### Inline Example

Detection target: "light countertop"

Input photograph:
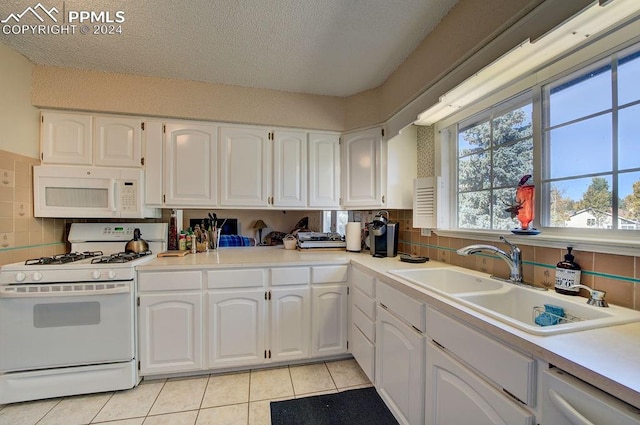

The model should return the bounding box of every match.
[138,246,640,408]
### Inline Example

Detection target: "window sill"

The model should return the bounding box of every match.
[433,229,640,257]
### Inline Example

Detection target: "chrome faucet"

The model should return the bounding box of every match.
[456,236,545,290]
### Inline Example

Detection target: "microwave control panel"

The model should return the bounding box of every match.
[120,181,138,212]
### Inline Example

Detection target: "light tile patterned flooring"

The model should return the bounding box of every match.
[0,359,372,425]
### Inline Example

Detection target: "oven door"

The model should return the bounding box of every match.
[0,280,134,372]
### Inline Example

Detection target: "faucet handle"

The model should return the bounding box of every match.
[566,284,609,307]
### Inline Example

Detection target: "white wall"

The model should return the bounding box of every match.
[0,42,39,159]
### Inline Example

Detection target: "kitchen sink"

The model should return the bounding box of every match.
[388,268,504,295]
[388,267,640,335]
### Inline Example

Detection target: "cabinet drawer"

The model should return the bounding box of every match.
[138,271,202,291]
[351,324,375,383]
[377,281,425,332]
[426,308,536,406]
[352,267,375,297]
[352,305,375,342]
[271,267,310,286]
[353,287,376,320]
[206,269,265,289]
[311,265,348,283]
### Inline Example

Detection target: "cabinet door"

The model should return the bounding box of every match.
[164,123,217,206]
[351,319,375,383]
[311,284,348,357]
[273,131,307,207]
[220,127,271,206]
[341,127,385,208]
[208,289,265,368]
[142,121,163,206]
[376,306,425,425]
[138,292,203,375]
[426,341,534,425]
[270,286,310,362]
[308,133,340,208]
[94,116,142,167]
[40,112,92,165]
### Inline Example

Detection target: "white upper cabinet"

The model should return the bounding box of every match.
[308,133,340,208]
[94,116,142,167]
[164,123,218,206]
[142,121,163,207]
[40,112,93,165]
[385,126,417,209]
[41,112,143,168]
[341,127,386,208]
[220,127,271,207]
[273,131,307,207]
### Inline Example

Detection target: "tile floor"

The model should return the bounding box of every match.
[0,359,372,425]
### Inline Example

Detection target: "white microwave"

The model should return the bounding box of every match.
[34,165,159,218]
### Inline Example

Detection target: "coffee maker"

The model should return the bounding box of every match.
[368,210,399,257]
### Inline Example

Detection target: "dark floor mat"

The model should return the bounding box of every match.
[270,387,399,425]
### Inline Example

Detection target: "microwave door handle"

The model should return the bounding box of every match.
[111,179,118,212]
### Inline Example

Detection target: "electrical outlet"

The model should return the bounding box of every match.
[421,228,431,237]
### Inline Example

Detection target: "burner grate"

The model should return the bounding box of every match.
[91,250,153,264]
[25,251,104,266]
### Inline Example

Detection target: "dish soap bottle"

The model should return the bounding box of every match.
[555,247,581,295]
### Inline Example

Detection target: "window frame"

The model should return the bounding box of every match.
[434,27,640,255]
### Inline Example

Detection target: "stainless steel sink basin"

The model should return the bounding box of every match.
[387,267,640,335]
[388,268,503,295]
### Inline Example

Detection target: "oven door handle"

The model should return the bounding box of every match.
[0,283,131,298]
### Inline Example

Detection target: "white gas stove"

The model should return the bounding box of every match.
[0,222,167,404]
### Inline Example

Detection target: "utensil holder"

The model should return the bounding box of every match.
[208,230,218,250]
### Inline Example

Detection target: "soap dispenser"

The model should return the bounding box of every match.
[554,247,581,295]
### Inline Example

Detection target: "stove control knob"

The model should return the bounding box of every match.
[15,272,26,282]
[107,270,116,279]
[91,270,101,280]
[32,272,43,282]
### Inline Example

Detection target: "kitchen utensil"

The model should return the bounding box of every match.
[125,228,149,253]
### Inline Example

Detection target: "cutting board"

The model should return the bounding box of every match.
[157,250,190,257]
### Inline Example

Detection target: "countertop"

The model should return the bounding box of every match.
[138,246,640,409]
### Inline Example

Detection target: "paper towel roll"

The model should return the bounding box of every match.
[345,222,362,252]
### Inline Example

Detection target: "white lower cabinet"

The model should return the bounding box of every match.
[349,266,376,383]
[375,305,425,425]
[138,271,204,376]
[426,341,535,425]
[425,308,537,424]
[270,286,311,361]
[138,293,203,375]
[207,289,266,368]
[311,284,348,357]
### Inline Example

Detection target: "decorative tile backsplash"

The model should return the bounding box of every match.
[0,149,66,265]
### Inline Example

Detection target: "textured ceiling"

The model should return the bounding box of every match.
[0,0,458,96]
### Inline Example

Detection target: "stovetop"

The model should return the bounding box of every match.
[0,250,156,285]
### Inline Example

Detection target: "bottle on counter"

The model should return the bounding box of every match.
[168,209,178,250]
[185,227,193,251]
[555,247,581,295]
[178,231,187,251]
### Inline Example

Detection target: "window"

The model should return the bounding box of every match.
[542,46,640,230]
[448,40,640,235]
[322,211,349,235]
[456,95,533,230]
